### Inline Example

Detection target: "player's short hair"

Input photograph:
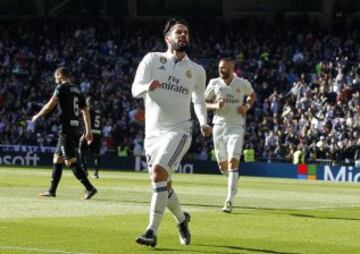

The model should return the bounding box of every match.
[219,58,236,68]
[163,18,189,36]
[55,67,71,79]
[219,58,235,64]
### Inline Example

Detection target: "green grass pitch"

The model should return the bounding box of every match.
[0,166,360,254]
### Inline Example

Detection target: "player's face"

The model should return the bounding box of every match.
[54,71,61,84]
[167,24,189,52]
[218,61,233,79]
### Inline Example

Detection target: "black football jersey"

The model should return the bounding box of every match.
[52,83,85,134]
[90,108,102,136]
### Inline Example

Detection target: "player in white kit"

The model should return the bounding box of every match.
[205,58,256,213]
[132,19,211,247]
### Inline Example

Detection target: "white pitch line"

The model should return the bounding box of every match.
[0,246,93,254]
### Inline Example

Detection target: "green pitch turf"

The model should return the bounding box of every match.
[0,167,360,254]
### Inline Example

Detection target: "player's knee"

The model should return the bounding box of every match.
[65,158,76,167]
[80,142,87,152]
[229,158,239,170]
[218,161,228,172]
[69,161,86,180]
[151,165,168,182]
[53,155,64,164]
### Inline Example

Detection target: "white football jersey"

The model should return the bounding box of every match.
[205,76,254,125]
[132,51,207,137]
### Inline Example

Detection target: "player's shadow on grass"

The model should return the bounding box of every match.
[98,199,226,209]
[290,213,360,221]
[194,244,300,254]
[151,248,231,254]
[95,200,360,222]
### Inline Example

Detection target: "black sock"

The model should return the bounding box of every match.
[70,162,94,191]
[94,156,100,174]
[49,163,63,194]
[79,147,88,173]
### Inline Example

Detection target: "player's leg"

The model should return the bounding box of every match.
[162,132,192,245]
[40,136,65,197]
[40,154,64,197]
[64,134,97,199]
[136,164,168,247]
[167,181,191,245]
[213,125,228,175]
[136,132,191,246]
[223,132,243,213]
[78,136,88,175]
[222,157,239,213]
[136,137,163,247]
[93,154,100,178]
[218,161,228,175]
[92,137,101,178]
[213,126,236,211]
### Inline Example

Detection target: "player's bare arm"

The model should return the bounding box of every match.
[31,96,58,123]
[81,107,93,144]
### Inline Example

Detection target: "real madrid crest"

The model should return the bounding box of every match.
[185,70,192,79]
[160,56,167,64]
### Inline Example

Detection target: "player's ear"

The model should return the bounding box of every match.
[164,35,170,44]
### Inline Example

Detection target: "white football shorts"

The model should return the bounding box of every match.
[145,130,192,179]
[212,123,245,162]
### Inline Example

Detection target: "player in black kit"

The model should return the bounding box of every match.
[79,97,102,178]
[31,67,97,200]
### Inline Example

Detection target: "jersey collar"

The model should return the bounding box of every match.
[165,50,189,64]
[220,76,235,87]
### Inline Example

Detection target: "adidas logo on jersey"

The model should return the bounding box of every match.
[158,65,166,70]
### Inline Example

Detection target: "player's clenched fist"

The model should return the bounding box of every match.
[148,80,161,91]
[201,125,212,137]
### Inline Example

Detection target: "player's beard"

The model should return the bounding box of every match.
[220,70,230,80]
[171,41,189,53]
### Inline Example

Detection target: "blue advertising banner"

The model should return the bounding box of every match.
[1,151,359,183]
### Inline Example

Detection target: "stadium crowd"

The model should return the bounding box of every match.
[0,16,359,164]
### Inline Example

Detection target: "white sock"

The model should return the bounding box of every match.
[167,188,185,223]
[226,170,239,203]
[147,181,168,234]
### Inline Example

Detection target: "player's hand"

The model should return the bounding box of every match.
[200,125,212,137]
[217,98,225,109]
[85,132,93,145]
[237,105,249,117]
[148,80,161,91]
[31,115,39,123]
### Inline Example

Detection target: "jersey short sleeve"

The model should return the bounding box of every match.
[242,79,254,96]
[78,92,86,110]
[52,85,61,97]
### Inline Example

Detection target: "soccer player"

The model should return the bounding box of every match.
[205,58,256,213]
[32,67,97,200]
[78,97,102,178]
[132,18,211,247]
